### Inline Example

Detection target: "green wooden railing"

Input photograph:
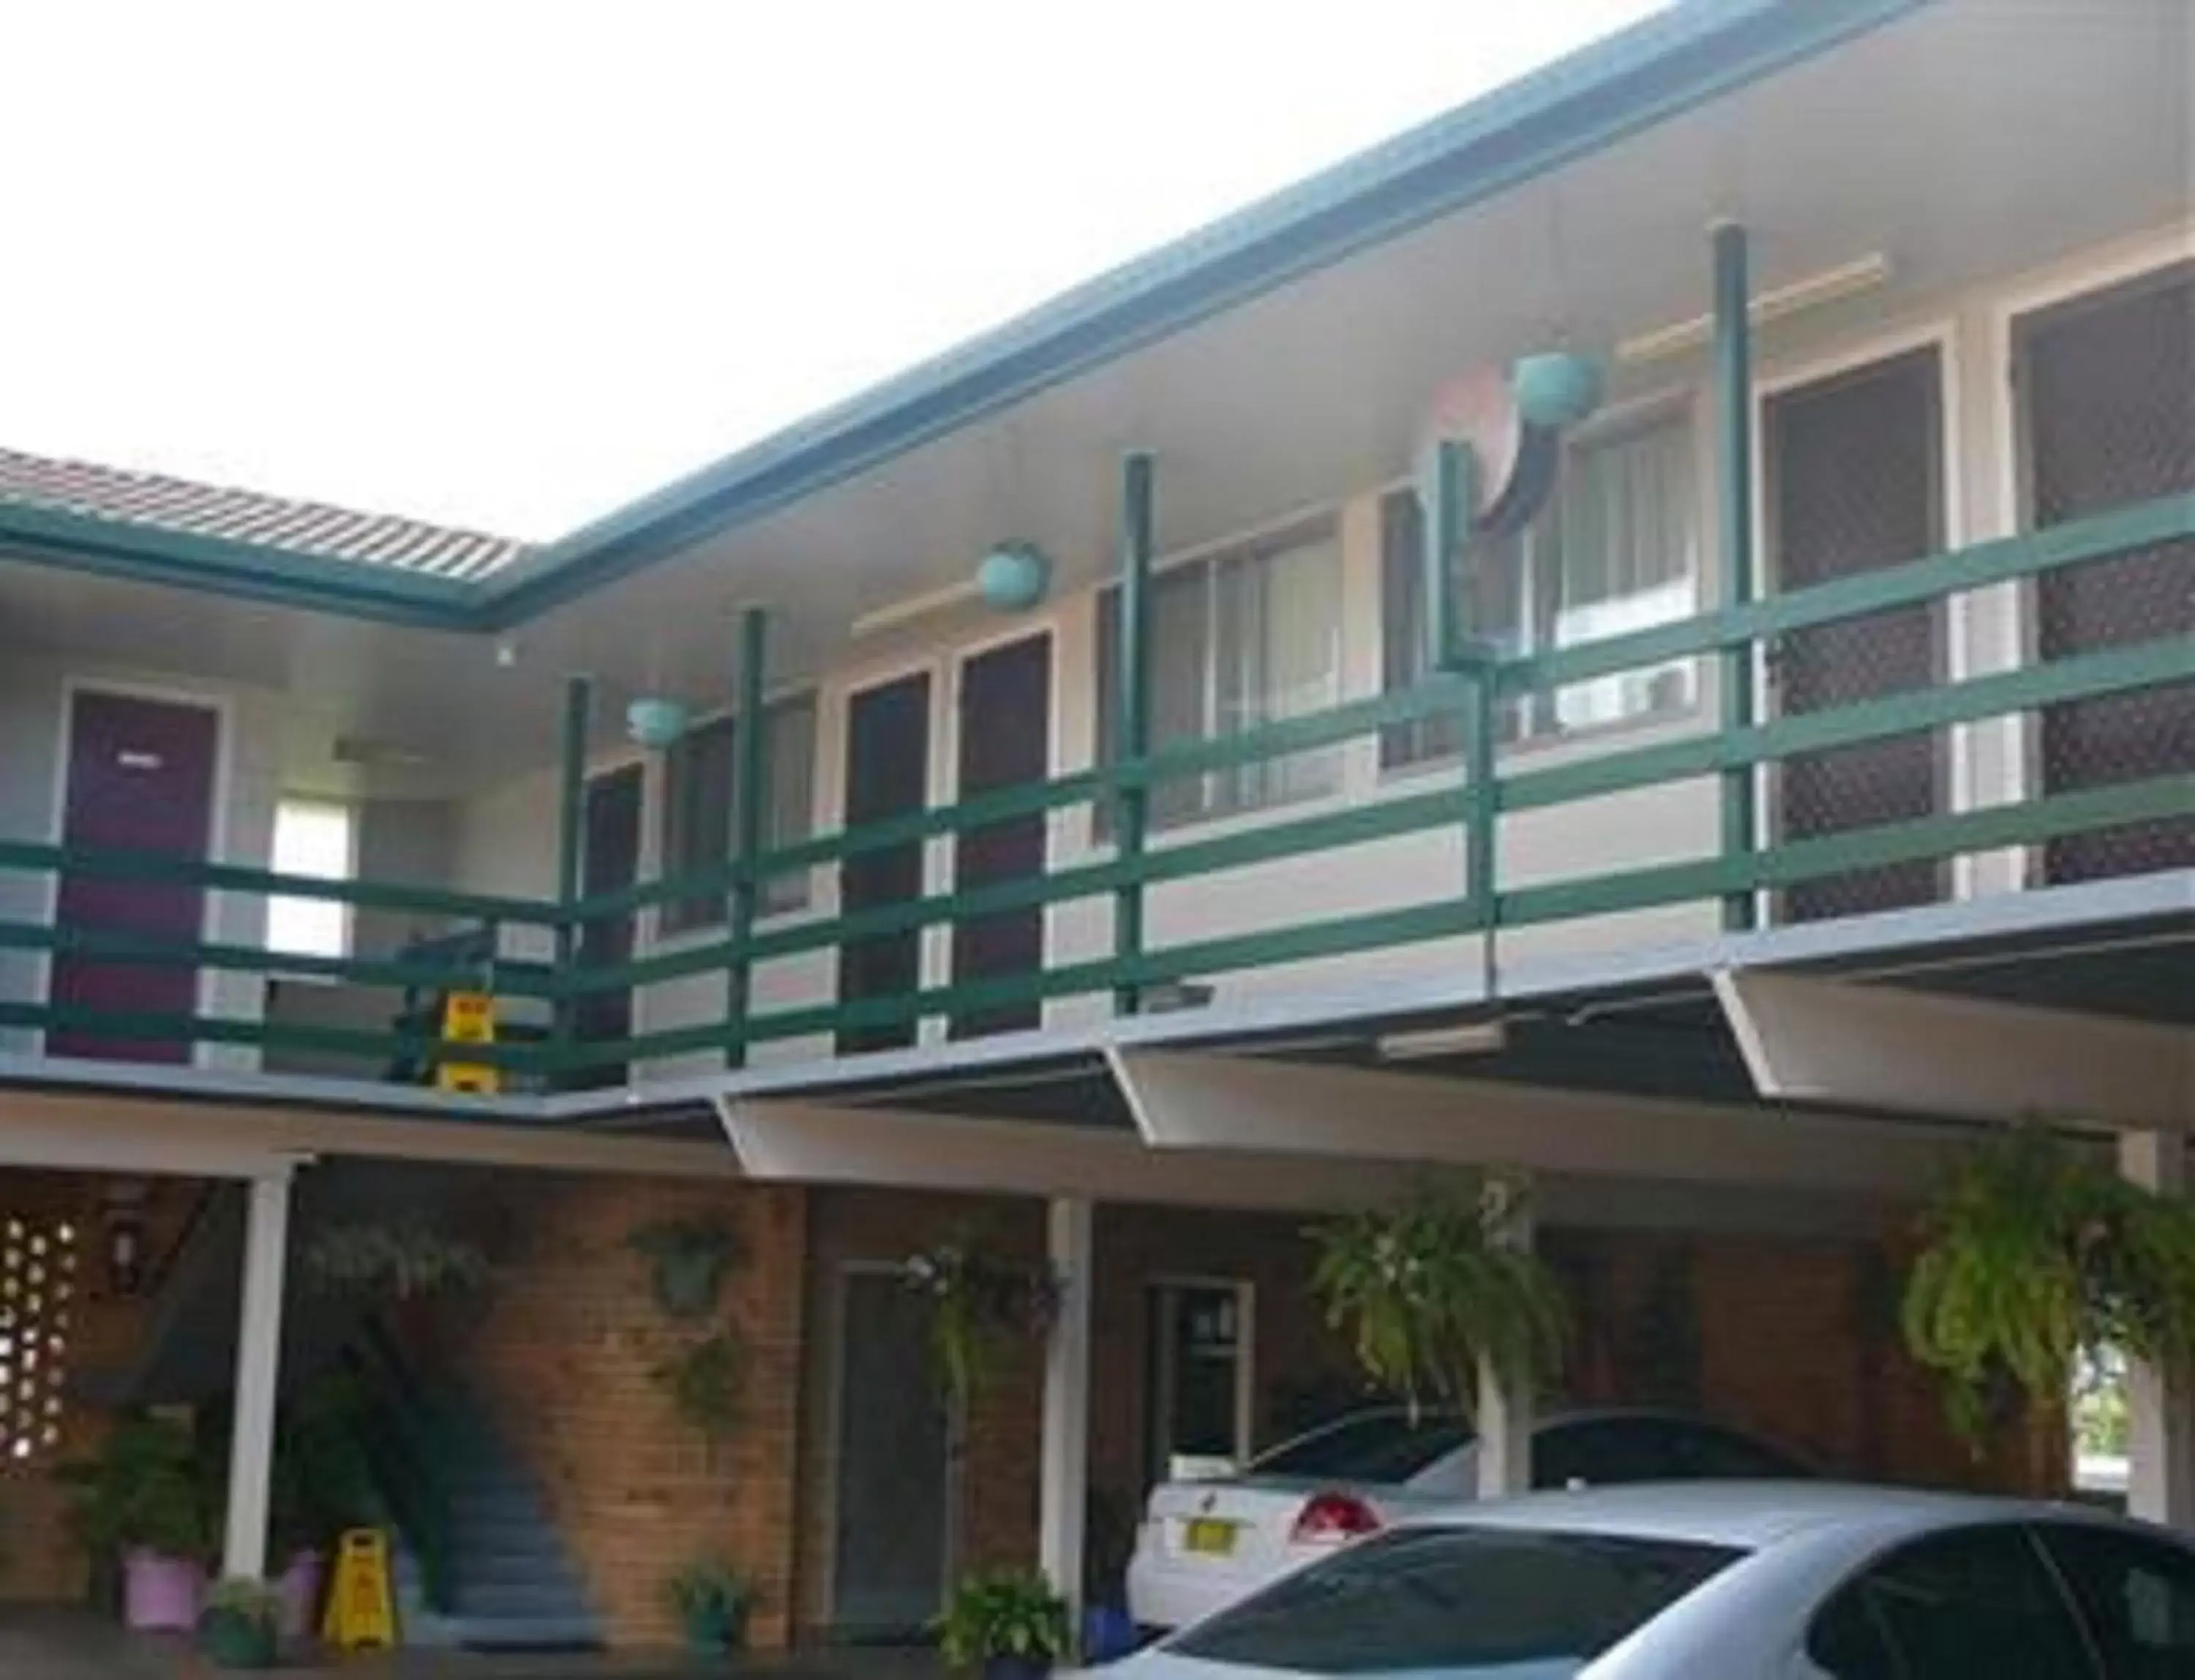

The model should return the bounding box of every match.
[0,492,2187,1090]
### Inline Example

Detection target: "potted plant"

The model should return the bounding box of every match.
[937,1570,1070,1680]
[57,1414,217,1630]
[630,1215,743,1319]
[902,1235,1060,1412]
[1308,1177,1568,1420]
[1903,1124,2195,1458]
[198,1576,281,1670]
[665,1556,754,1657]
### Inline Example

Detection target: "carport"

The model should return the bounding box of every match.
[709,870,2195,1610]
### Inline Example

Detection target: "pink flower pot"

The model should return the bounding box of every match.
[277,1550,324,1641]
[122,1549,205,1632]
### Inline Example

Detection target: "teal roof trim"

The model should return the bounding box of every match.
[0,0,1929,632]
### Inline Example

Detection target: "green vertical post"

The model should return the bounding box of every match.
[726,607,769,1068]
[1425,440,1497,955]
[552,675,591,1068]
[1713,220,1758,931]
[1113,451,1155,1016]
[1422,438,1469,676]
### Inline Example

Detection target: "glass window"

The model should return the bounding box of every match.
[1171,1525,1741,1674]
[1096,519,1343,832]
[659,697,816,934]
[266,798,356,961]
[2035,1522,2195,1674]
[1251,1410,1474,1484]
[1804,1525,2095,1680]
[1381,409,1700,767]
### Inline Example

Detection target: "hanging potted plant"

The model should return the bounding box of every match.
[1308,1177,1568,1421]
[198,1577,281,1670]
[57,1414,218,1631]
[1902,1124,2195,1460]
[937,1570,1070,1680]
[664,1556,755,1657]
[629,1215,742,1320]
[901,1234,1060,1412]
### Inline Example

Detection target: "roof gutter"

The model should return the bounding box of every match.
[1,0,1932,634]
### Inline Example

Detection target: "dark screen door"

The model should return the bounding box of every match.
[950,634,1051,1039]
[1766,347,1947,923]
[838,673,930,1054]
[569,765,642,1089]
[2021,265,2195,883]
[50,691,220,1062]
[831,1269,948,1638]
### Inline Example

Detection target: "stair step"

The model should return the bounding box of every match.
[447,1614,604,1653]
[452,1583,596,1619]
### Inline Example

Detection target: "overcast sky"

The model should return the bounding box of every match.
[1,1,1663,540]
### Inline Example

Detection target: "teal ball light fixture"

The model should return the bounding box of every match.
[977,541,1053,613]
[1511,350,1605,432]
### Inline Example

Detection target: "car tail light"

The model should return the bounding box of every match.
[1290,1490,1381,1545]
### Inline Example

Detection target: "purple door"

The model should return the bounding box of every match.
[50,691,220,1062]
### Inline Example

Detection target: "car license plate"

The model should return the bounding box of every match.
[1183,1518,1237,1556]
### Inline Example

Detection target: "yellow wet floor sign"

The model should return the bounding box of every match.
[434,988,499,1094]
[323,1527,397,1651]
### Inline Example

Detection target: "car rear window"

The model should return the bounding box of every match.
[1251,1413,1474,1482]
[1171,1525,1744,1676]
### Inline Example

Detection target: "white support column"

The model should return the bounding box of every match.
[1475,1174,1534,1500]
[2120,1132,2194,1530]
[1039,1196,1094,1620]
[221,1167,295,1580]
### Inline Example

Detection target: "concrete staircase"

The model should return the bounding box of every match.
[353,1340,603,1652]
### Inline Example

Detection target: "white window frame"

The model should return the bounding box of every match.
[265,796,358,967]
[1378,394,1706,772]
[1096,511,1346,833]
[657,692,819,937]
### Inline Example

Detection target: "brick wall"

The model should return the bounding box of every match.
[0,1170,204,1604]
[446,1179,2050,1652]
[454,1174,807,1649]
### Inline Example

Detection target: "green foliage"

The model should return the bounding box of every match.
[1902,1125,2195,1444]
[304,1220,489,1300]
[201,1576,281,1624]
[628,1215,743,1319]
[935,1570,1070,1671]
[664,1554,754,1624]
[271,1372,375,1553]
[902,1234,1060,1411]
[56,1414,219,1561]
[651,1330,743,1453]
[1308,1179,1568,1420]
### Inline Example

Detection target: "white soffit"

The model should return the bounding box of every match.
[0,1088,743,1180]
[716,1098,1414,1211]
[1713,970,2194,1132]
[1106,1047,1962,1197]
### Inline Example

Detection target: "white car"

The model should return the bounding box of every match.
[1108,1482,2195,1679]
[1125,1406,1810,1632]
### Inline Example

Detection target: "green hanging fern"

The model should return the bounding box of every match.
[1902,1124,2195,1446]
[1310,1179,1567,1420]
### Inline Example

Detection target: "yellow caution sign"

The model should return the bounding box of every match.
[434,988,499,1094]
[322,1527,397,1651]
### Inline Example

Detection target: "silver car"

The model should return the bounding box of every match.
[1109,1482,2195,1678]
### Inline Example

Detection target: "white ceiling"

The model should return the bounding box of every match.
[3,0,2187,798]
